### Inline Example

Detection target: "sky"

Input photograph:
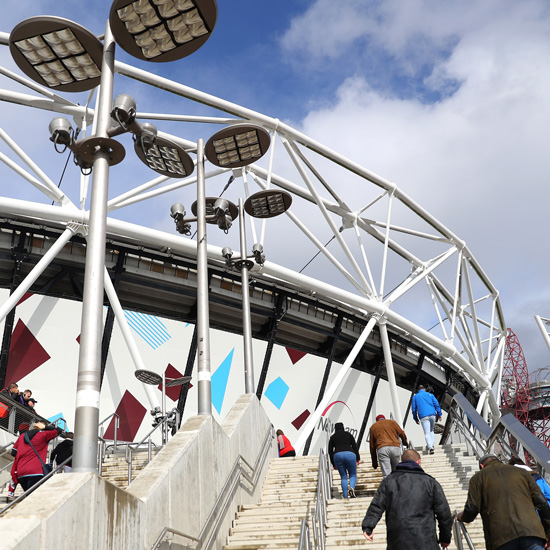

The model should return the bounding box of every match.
[1,0,550,376]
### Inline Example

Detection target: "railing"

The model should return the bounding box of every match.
[299,448,332,550]
[97,413,120,475]
[0,393,52,435]
[124,415,171,486]
[453,510,476,550]
[150,425,275,550]
[298,518,311,550]
[442,393,550,476]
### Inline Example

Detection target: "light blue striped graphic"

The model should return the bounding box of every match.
[124,310,171,349]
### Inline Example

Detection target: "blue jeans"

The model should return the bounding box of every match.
[498,537,546,550]
[333,451,357,498]
[420,415,436,449]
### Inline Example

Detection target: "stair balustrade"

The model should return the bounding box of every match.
[442,393,550,476]
[151,424,275,550]
[453,510,476,550]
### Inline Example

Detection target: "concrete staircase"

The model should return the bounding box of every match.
[100,450,158,489]
[225,443,485,550]
[224,455,319,549]
[325,443,486,549]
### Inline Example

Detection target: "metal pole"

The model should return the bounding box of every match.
[72,21,115,473]
[102,266,161,411]
[196,138,212,415]
[162,370,167,445]
[379,318,403,427]
[239,198,255,394]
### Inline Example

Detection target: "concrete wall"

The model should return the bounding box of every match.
[0,394,277,550]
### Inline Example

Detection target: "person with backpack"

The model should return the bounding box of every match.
[11,421,63,491]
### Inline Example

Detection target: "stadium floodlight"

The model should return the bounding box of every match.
[205,124,271,168]
[244,189,293,219]
[9,16,103,92]
[109,0,218,62]
[134,134,195,178]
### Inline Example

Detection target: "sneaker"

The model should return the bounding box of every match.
[429,448,435,455]
[7,494,14,502]
[348,487,356,498]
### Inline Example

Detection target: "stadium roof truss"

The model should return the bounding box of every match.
[0,29,506,436]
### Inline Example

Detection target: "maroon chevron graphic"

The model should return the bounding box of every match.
[292,409,311,430]
[286,347,307,365]
[158,363,192,401]
[104,390,146,442]
[5,319,51,384]
[16,292,33,306]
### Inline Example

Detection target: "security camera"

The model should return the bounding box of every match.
[213,198,230,217]
[170,203,186,220]
[170,203,191,235]
[222,247,233,260]
[111,94,137,128]
[137,122,158,152]
[213,198,233,232]
[49,117,74,151]
[252,243,265,265]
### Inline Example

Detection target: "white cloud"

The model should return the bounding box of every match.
[285,0,550,370]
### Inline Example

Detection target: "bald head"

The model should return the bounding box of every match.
[402,449,421,463]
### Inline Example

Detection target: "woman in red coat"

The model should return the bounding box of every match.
[276,429,296,457]
[11,421,62,491]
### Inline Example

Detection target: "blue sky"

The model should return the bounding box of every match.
[1,0,550,376]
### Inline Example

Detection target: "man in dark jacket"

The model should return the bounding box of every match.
[458,454,550,550]
[362,449,452,549]
[51,432,74,472]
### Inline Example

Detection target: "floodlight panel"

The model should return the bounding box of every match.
[110,0,218,62]
[244,190,293,219]
[134,136,195,178]
[205,124,270,168]
[9,16,103,92]
[135,369,163,385]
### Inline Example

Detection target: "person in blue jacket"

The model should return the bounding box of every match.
[412,385,441,454]
[509,456,550,506]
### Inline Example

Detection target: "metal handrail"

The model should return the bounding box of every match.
[98,412,120,453]
[299,518,311,550]
[0,454,72,516]
[150,425,275,550]
[125,413,172,486]
[299,448,332,550]
[0,394,54,435]
[442,393,550,476]
[453,510,476,550]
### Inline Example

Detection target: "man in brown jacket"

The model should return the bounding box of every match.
[458,454,550,550]
[369,414,408,478]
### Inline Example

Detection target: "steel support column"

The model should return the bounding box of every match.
[303,314,343,455]
[73,23,116,473]
[357,355,383,447]
[175,324,198,430]
[0,232,27,389]
[256,293,285,399]
[100,251,126,385]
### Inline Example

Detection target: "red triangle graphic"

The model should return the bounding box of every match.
[16,292,33,307]
[286,347,307,365]
[6,319,51,384]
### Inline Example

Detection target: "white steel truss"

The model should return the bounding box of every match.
[0,30,506,427]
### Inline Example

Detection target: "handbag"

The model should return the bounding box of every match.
[24,432,53,476]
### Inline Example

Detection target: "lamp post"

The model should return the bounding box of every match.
[222,189,292,394]
[8,0,219,472]
[135,369,191,444]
